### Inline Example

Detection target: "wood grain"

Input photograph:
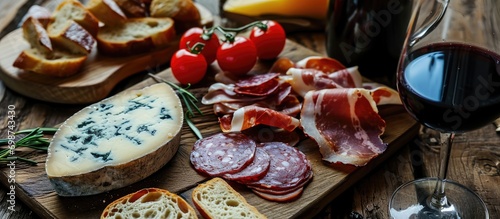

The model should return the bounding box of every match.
[0,2,214,105]
[0,40,419,219]
[0,28,178,104]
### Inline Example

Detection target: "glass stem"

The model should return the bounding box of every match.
[430,132,455,209]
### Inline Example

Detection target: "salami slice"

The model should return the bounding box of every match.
[248,170,312,195]
[190,132,257,176]
[245,142,311,191]
[252,187,304,202]
[223,147,271,183]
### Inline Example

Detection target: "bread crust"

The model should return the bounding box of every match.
[150,0,200,32]
[48,20,96,54]
[20,5,53,27]
[113,0,148,17]
[101,188,198,219]
[192,178,267,219]
[96,17,176,56]
[87,0,128,26]
[22,17,53,54]
[13,48,87,77]
[50,0,99,37]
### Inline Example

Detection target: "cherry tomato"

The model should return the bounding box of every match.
[180,27,220,64]
[249,20,286,60]
[171,49,207,85]
[216,36,257,76]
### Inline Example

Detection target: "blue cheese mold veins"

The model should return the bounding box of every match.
[45,83,184,196]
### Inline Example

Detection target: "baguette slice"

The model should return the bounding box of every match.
[192,178,267,219]
[101,188,198,219]
[113,0,147,17]
[48,20,96,54]
[13,48,87,77]
[22,17,53,54]
[86,0,127,26]
[150,0,200,31]
[96,17,176,56]
[48,0,99,37]
[20,5,53,27]
[150,0,199,21]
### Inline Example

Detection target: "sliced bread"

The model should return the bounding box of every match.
[48,0,99,37]
[192,178,267,219]
[150,0,200,31]
[13,48,87,77]
[113,0,148,17]
[96,17,175,56]
[86,0,128,26]
[20,5,53,27]
[47,20,96,55]
[150,0,199,21]
[22,17,53,54]
[101,188,198,219]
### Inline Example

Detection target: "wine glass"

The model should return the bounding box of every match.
[389,0,499,218]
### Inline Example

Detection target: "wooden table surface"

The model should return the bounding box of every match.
[0,0,499,218]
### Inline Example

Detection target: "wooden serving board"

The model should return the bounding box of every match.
[0,28,178,104]
[0,3,213,105]
[0,40,419,219]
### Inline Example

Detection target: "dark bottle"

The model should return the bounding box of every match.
[326,0,413,84]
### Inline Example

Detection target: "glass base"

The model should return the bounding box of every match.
[389,178,489,219]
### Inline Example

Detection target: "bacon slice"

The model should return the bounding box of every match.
[219,106,300,132]
[286,66,362,97]
[300,88,387,166]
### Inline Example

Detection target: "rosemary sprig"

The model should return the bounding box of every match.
[0,127,58,165]
[149,73,203,139]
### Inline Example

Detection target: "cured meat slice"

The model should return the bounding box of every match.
[286,66,362,97]
[201,83,265,105]
[295,56,346,73]
[245,142,311,191]
[242,126,302,147]
[363,83,402,105]
[234,73,280,96]
[251,187,304,202]
[190,132,257,176]
[235,73,280,88]
[223,147,271,183]
[287,67,342,97]
[248,170,312,195]
[219,106,300,132]
[300,88,387,166]
[328,66,362,88]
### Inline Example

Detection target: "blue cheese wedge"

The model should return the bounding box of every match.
[46,83,183,196]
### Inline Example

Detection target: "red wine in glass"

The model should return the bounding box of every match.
[398,42,500,133]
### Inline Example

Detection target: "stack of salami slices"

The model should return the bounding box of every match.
[190,132,313,202]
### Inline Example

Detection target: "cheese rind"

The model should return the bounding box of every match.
[46,83,183,196]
